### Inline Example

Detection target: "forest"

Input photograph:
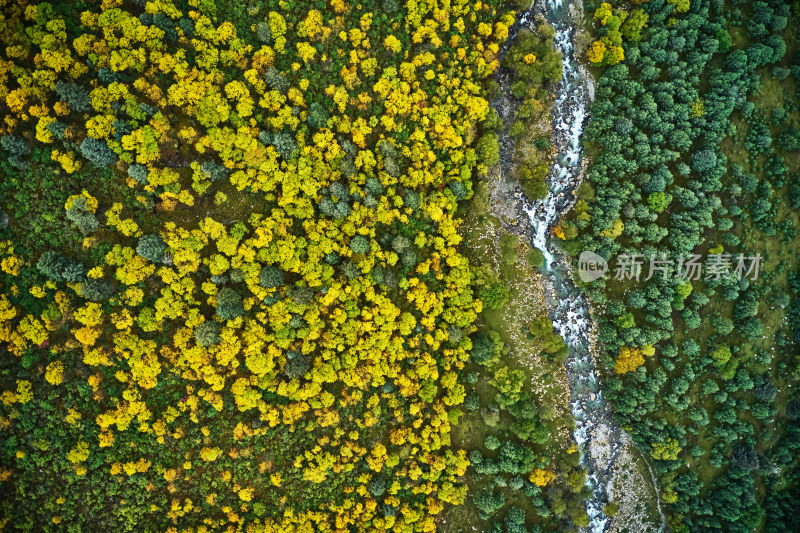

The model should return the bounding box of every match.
[3,0,799,531]
[0,0,588,531]
[560,0,800,530]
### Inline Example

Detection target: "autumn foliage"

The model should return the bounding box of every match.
[0,0,516,530]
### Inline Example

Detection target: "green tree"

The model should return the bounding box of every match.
[259,266,284,288]
[194,321,221,347]
[216,288,243,320]
[476,133,500,168]
[350,235,370,254]
[136,234,166,263]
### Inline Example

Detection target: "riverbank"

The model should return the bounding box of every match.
[446,0,666,529]
[494,0,666,531]
[442,2,592,529]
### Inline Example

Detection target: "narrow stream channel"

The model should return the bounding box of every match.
[523,0,613,530]
[495,1,666,530]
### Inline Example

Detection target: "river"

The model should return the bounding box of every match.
[522,0,618,530]
[493,0,667,530]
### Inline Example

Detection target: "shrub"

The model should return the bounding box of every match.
[527,248,544,269]
[476,133,500,168]
[479,281,510,310]
[194,321,221,347]
[500,234,518,267]
[136,234,166,263]
[258,266,284,288]
[510,79,529,99]
[216,288,243,320]
[533,136,551,150]
[509,120,527,138]
[493,367,525,407]
[517,160,549,201]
